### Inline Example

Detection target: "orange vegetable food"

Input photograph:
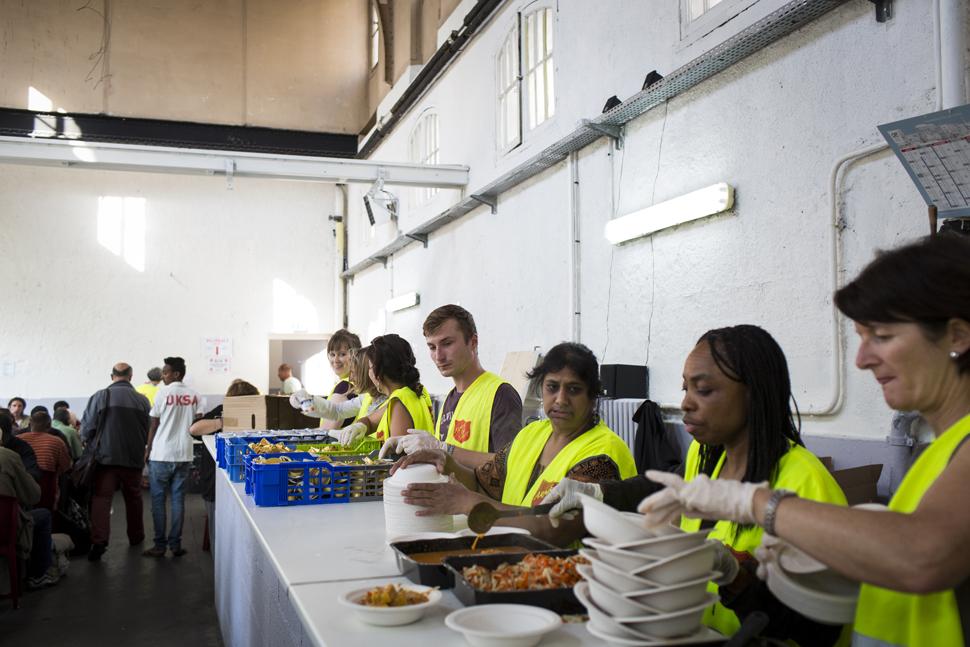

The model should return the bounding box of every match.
[358,584,430,607]
[461,553,588,592]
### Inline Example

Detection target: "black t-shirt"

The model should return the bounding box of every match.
[199,405,223,502]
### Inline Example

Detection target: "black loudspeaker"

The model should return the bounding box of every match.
[600,364,648,399]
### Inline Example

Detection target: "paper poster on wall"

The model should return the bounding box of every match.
[208,356,232,373]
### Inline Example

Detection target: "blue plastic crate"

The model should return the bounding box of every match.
[247,451,391,507]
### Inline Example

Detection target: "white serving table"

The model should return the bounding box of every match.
[203,435,610,647]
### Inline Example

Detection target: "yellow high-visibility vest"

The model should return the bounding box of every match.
[681,440,847,637]
[853,413,970,647]
[501,419,636,507]
[435,371,508,454]
[372,386,435,441]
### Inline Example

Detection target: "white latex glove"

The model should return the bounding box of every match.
[754,534,826,580]
[288,389,312,411]
[335,421,368,447]
[378,436,404,460]
[398,429,445,453]
[712,541,740,586]
[638,470,768,527]
[540,479,604,528]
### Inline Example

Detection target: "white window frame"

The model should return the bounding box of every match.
[680,0,759,44]
[496,4,555,154]
[409,110,440,206]
[369,0,380,71]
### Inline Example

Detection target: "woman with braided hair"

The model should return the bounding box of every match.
[333,334,434,446]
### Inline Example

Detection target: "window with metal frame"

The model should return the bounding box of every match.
[409,111,440,206]
[496,6,555,153]
[369,0,380,70]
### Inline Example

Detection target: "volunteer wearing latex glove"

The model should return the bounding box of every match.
[540,478,604,527]
[288,389,362,421]
[334,421,368,447]
[378,428,444,459]
[574,325,846,645]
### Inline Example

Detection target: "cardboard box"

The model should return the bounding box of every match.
[831,464,884,506]
[222,395,319,431]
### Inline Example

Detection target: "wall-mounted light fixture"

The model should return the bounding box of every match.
[604,182,734,245]
[386,291,420,313]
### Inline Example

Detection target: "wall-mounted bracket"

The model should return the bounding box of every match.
[405,233,429,247]
[582,120,624,149]
[225,159,235,190]
[376,256,388,268]
[868,0,891,22]
[470,194,497,214]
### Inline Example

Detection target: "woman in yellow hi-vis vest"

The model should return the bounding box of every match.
[289,345,388,427]
[639,234,970,647]
[393,342,637,546]
[332,334,434,445]
[318,329,362,431]
[546,325,847,644]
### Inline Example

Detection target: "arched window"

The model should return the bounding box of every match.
[409,111,439,205]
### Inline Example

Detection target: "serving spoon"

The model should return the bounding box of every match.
[467,502,557,535]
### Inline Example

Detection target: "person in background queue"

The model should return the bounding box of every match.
[333,334,434,446]
[637,234,970,647]
[51,408,81,460]
[19,411,72,497]
[396,342,637,547]
[135,367,163,406]
[143,356,203,559]
[379,305,523,468]
[544,326,847,643]
[8,397,29,431]
[317,329,363,431]
[0,409,41,481]
[190,379,260,551]
[0,438,56,588]
[80,362,151,561]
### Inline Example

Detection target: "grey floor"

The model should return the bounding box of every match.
[0,489,223,646]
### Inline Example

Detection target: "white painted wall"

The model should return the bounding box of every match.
[347,0,962,440]
[0,163,339,402]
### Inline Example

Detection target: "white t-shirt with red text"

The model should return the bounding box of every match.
[149,381,204,462]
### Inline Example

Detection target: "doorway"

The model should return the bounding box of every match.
[267,335,334,395]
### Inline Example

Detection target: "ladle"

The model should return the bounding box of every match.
[466,501,557,534]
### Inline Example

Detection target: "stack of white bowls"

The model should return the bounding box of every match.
[383,464,454,540]
[574,493,720,643]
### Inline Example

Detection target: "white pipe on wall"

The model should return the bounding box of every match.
[569,152,581,343]
[940,0,967,109]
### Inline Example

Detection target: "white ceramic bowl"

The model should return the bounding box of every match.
[579,548,659,593]
[579,493,668,544]
[582,537,659,572]
[613,530,709,558]
[574,581,658,641]
[338,584,441,626]
[444,604,561,647]
[623,572,721,613]
[585,617,725,646]
[576,564,662,617]
[766,561,859,625]
[629,541,717,585]
[615,594,716,639]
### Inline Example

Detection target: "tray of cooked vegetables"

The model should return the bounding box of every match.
[442,550,588,614]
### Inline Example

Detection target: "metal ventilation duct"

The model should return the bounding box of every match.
[343,0,851,278]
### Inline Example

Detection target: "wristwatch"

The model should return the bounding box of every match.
[763,489,797,536]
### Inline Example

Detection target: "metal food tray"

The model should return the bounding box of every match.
[390,534,559,589]
[442,549,585,614]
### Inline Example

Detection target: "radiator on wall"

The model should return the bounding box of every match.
[597,398,645,450]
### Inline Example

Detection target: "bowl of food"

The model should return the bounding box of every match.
[579,494,668,544]
[338,583,441,626]
[445,603,561,647]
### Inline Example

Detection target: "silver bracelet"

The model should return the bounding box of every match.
[763,489,797,536]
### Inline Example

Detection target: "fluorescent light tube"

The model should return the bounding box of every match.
[386,292,420,312]
[604,182,734,244]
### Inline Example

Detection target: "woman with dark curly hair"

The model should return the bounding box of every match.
[333,334,434,446]
[393,342,637,546]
